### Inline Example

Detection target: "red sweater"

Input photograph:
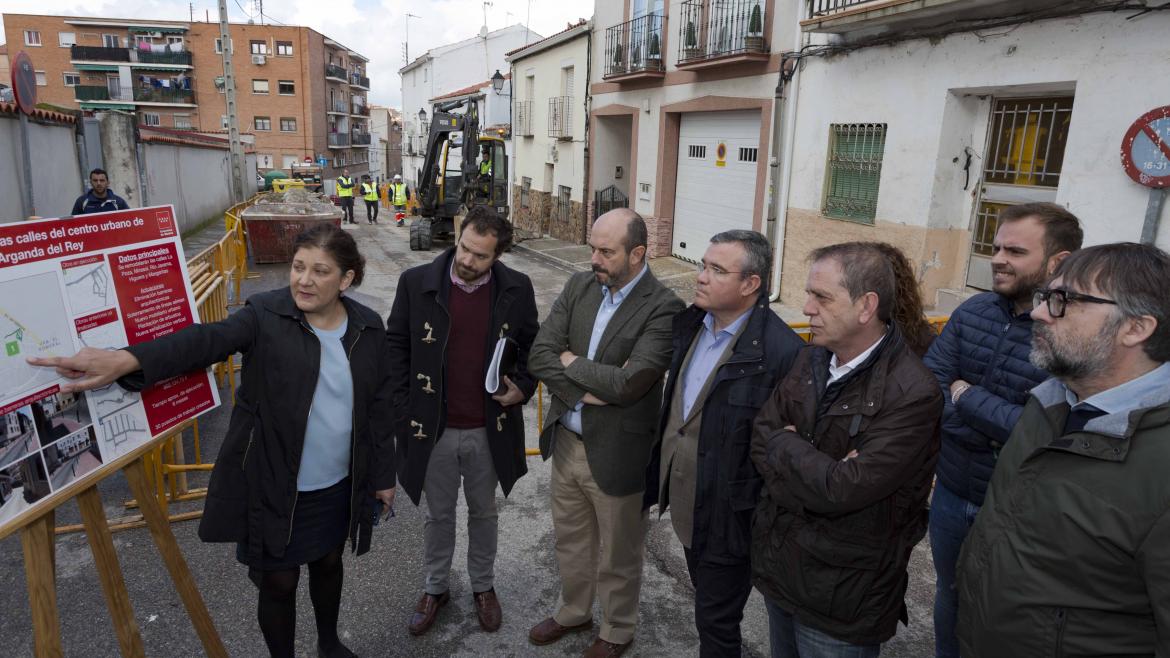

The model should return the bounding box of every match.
[445,283,491,428]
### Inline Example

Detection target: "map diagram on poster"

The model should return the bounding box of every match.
[0,272,72,400]
[0,207,219,532]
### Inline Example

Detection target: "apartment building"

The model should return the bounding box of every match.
[507,20,591,243]
[2,13,373,179]
[399,24,541,188]
[588,0,791,259]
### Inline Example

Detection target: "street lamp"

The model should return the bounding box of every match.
[418,107,427,124]
[491,69,505,95]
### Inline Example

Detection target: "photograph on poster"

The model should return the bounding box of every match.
[0,405,38,471]
[44,427,102,491]
[0,271,72,400]
[31,390,93,447]
[0,452,50,527]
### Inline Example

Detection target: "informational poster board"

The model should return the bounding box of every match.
[0,206,219,532]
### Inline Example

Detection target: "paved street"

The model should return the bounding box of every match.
[0,221,935,657]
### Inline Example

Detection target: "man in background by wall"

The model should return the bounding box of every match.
[70,168,129,216]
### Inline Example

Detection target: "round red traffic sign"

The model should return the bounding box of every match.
[1120,105,1170,189]
[10,51,37,115]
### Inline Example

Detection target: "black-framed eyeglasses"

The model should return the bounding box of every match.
[1033,287,1118,318]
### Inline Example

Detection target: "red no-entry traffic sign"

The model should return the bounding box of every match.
[1121,105,1170,189]
[10,51,38,115]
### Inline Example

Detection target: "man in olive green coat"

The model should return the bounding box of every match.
[958,242,1170,657]
[527,209,683,658]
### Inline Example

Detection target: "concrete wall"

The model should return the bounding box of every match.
[781,9,1170,306]
[0,113,82,221]
[1,109,257,230]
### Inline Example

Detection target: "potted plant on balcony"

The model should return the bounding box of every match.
[683,20,701,61]
[745,2,765,52]
[611,42,627,74]
[647,32,662,66]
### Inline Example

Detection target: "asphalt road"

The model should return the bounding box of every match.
[0,221,936,657]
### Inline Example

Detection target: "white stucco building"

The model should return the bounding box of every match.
[507,20,592,242]
[586,0,1170,310]
[775,0,1170,309]
[398,24,543,188]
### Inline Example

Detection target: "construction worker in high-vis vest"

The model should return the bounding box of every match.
[361,175,380,224]
[477,144,493,199]
[336,169,355,224]
[391,174,410,226]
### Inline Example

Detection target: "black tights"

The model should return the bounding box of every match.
[251,543,346,658]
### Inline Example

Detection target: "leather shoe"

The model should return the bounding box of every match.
[583,637,631,658]
[528,616,592,646]
[473,588,502,632]
[407,591,450,636]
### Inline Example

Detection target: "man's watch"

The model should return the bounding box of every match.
[951,383,972,405]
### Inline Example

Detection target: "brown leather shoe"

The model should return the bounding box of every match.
[472,588,502,632]
[583,637,631,658]
[528,616,593,646]
[407,591,450,636]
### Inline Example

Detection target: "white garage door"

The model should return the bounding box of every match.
[672,110,761,262]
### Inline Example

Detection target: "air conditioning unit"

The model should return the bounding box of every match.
[252,55,266,65]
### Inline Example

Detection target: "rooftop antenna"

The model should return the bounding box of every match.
[482,1,493,34]
[405,12,421,62]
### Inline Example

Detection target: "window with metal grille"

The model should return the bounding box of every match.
[739,147,757,162]
[983,97,1072,187]
[557,186,572,222]
[970,201,1011,257]
[521,177,531,208]
[142,113,160,127]
[823,123,886,224]
[688,144,706,159]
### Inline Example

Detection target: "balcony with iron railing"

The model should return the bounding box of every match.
[802,0,994,34]
[677,0,770,69]
[548,97,573,140]
[351,133,372,146]
[603,13,666,81]
[325,64,348,82]
[138,50,192,66]
[70,45,131,62]
[349,73,370,89]
[133,87,195,104]
[515,101,534,137]
[328,133,351,148]
[328,99,349,114]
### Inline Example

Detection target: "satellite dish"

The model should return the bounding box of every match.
[478,25,488,38]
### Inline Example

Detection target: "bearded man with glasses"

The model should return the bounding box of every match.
[958,242,1170,657]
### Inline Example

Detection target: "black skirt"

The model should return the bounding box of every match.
[237,477,351,571]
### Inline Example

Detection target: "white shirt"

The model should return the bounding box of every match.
[827,332,886,385]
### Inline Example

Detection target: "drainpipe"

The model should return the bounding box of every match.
[766,54,799,302]
[581,22,594,242]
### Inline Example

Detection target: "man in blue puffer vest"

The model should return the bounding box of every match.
[922,202,1082,658]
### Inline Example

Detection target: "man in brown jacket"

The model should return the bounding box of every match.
[750,242,942,656]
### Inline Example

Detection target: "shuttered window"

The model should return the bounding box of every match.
[823,123,886,224]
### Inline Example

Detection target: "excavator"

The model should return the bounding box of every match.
[409,98,509,251]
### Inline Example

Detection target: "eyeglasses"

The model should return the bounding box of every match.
[695,262,746,278]
[1033,287,1117,318]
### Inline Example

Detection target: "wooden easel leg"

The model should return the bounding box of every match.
[21,510,62,658]
[123,459,227,658]
[77,487,145,657]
